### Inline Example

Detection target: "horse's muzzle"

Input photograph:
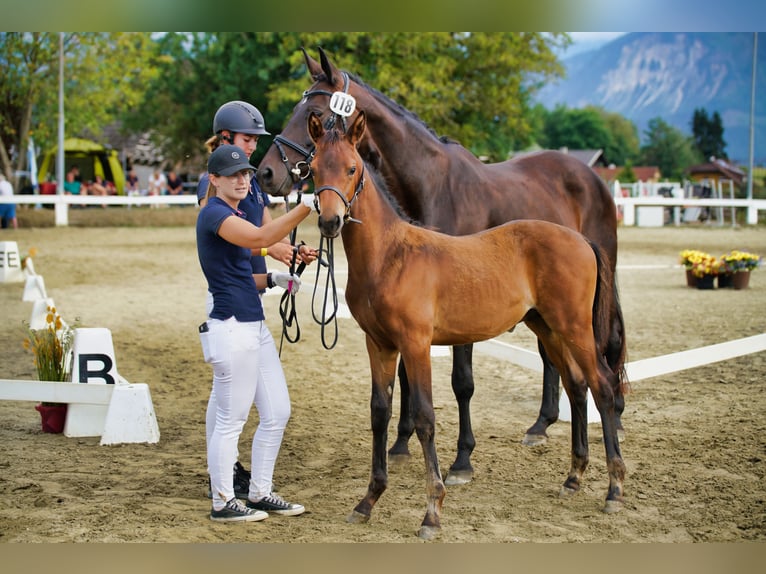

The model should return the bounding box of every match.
[318,214,343,238]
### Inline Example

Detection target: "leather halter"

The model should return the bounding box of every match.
[272,72,351,184]
[314,164,365,225]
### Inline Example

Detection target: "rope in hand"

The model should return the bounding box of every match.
[276,192,340,354]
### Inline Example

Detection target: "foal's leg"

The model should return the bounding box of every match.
[522,339,561,446]
[445,343,476,485]
[401,349,446,540]
[388,359,413,462]
[348,342,399,524]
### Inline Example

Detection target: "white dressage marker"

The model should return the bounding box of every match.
[22,274,48,302]
[0,327,160,444]
[0,241,24,283]
[29,297,59,330]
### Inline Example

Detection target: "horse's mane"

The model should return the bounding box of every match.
[342,71,461,147]
[364,161,422,227]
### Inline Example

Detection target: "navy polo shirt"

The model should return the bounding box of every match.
[197,173,270,276]
[196,196,264,322]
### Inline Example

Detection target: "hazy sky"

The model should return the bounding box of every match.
[566,32,627,56]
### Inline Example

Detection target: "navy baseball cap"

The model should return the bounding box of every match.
[208,144,254,176]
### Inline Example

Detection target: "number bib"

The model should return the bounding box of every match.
[329,92,356,117]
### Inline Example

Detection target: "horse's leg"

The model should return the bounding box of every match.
[522,339,561,446]
[348,341,399,525]
[445,343,476,486]
[401,349,446,540]
[559,372,589,498]
[593,362,626,513]
[388,359,413,463]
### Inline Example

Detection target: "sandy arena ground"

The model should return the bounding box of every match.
[0,208,764,543]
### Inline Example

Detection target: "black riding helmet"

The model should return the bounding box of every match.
[213,101,270,136]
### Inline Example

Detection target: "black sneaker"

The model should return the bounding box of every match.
[206,463,250,500]
[210,498,268,523]
[233,461,250,498]
[247,493,305,516]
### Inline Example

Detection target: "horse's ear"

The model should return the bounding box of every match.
[348,111,367,147]
[318,46,337,86]
[308,112,324,143]
[303,47,323,80]
[358,137,381,171]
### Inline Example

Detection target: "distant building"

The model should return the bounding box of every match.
[686,158,746,187]
[593,165,662,184]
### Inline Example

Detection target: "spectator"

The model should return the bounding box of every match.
[63,171,82,195]
[0,172,18,229]
[126,169,140,195]
[89,175,109,197]
[148,168,167,208]
[166,171,184,195]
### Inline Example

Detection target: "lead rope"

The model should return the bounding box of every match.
[277,192,304,356]
[277,241,306,356]
[310,235,339,350]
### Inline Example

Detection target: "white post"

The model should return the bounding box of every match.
[54,33,68,227]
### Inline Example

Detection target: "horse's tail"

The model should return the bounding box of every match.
[590,241,629,395]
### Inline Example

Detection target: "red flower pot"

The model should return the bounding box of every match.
[35,403,68,433]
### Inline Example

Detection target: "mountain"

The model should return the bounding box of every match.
[536,32,766,164]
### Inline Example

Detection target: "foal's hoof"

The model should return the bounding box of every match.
[347,510,370,524]
[558,485,578,498]
[444,468,473,486]
[417,525,441,540]
[522,432,548,447]
[603,499,623,514]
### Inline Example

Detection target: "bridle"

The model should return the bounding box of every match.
[314,163,365,226]
[272,71,359,352]
[271,72,353,185]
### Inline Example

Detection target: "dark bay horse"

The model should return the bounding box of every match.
[307,111,625,539]
[257,48,627,485]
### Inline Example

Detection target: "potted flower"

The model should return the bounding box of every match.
[679,250,720,288]
[680,249,708,287]
[721,250,761,290]
[23,305,75,433]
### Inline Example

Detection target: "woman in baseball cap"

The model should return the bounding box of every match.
[197,102,318,514]
[197,142,316,523]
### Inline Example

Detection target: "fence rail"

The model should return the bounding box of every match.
[1,192,763,226]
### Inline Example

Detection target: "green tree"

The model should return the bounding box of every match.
[0,33,159,186]
[597,108,640,165]
[126,32,569,165]
[691,107,727,160]
[616,160,637,183]
[640,117,702,180]
[539,105,614,154]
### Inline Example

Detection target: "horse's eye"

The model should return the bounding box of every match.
[349,166,357,176]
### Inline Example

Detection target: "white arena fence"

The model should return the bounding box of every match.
[0,192,764,226]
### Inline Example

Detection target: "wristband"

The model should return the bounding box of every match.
[260,247,268,257]
[267,272,274,289]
